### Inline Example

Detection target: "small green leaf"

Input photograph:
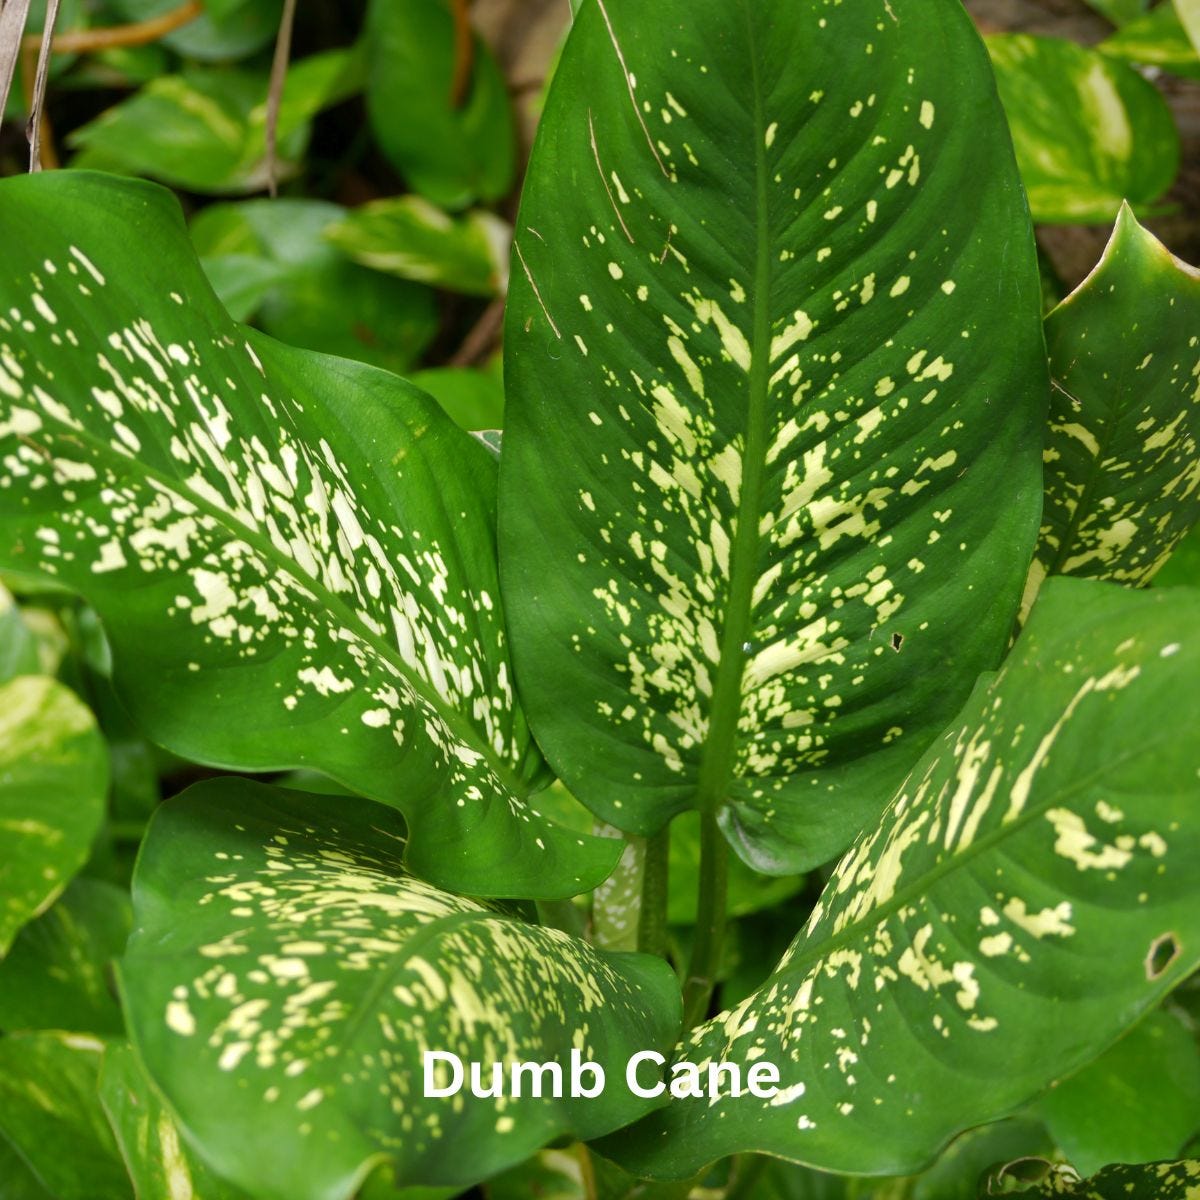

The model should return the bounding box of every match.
[607,579,1200,1178]
[192,199,439,374]
[501,0,1047,873]
[120,780,681,1200]
[0,1033,131,1200]
[0,878,130,1034]
[987,34,1180,224]
[1101,4,1200,80]
[1177,0,1200,54]
[99,1042,252,1200]
[1082,0,1152,24]
[0,676,108,956]
[69,51,360,194]
[1026,207,1200,608]
[1033,1009,1200,1176]
[325,197,510,297]
[365,0,515,209]
[0,170,616,899]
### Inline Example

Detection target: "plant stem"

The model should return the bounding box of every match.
[681,811,728,1028]
[637,827,670,957]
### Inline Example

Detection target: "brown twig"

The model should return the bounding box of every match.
[20,0,202,56]
[449,0,475,109]
[448,297,505,368]
[27,0,60,171]
[265,0,298,198]
[0,0,33,121]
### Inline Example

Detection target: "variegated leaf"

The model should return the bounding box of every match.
[0,1033,130,1200]
[0,676,108,956]
[0,170,617,900]
[120,780,681,1200]
[500,0,1047,872]
[987,35,1180,225]
[1025,207,1200,611]
[606,579,1200,1178]
[986,1159,1200,1198]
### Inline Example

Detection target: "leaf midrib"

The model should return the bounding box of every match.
[27,412,527,800]
[693,0,773,815]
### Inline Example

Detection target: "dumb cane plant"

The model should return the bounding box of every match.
[1,0,1199,1196]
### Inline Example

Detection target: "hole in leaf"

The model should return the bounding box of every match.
[890,632,904,652]
[986,1157,1058,1194]
[1146,932,1181,980]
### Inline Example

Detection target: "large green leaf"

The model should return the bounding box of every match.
[1032,1008,1200,1175]
[0,170,616,899]
[99,1042,252,1200]
[120,780,680,1200]
[986,35,1179,225]
[1025,207,1200,607]
[606,579,1200,1178]
[0,1033,130,1200]
[500,0,1047,872]
[0,676,108,955]
[0,878,129,1034]
[365,0,515,210]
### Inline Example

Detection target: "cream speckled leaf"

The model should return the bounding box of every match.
[500,0,1047,872]
[988,1159,1200,1198]
[1025,207,1200,610]
[0,170,618,900]
[605,578,1200,1179]
[120,780,681,1200]
[99,1042,252,1200]
[987,35,1180,225]
[0,1033,131,1200]
[0,676,108,956]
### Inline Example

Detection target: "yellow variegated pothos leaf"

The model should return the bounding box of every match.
[0,170,619,899]
[605,579,1200,1178]
[120,781,681,1200]
[1025,206,1200,612]
[500,0,1048,872]
[0,676,108,956]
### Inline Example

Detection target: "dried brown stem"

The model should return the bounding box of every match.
[20,0,202,56]
[450,0,475,109]
[265,0,298,198]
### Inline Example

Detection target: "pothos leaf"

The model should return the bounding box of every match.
[605,579,1200,1179]
[0,676,108,956]
[986,34,1179,225]
[0,877,130,1035]
[0,170,617,900]
[1025,207,1200,610]
[500,0,1047,873]
[0,1033,130,1200]
[120,780,681,1200]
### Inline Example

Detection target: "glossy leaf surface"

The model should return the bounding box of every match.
[1027,207,1200,604]
[501,0,1047,872]
[0,170,616,899]
[121,781,680,1200]
[0,676,107,955]
[609,579,1200,1178]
